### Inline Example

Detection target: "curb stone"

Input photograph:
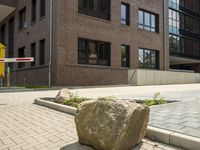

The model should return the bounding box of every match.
[34,98,200,150]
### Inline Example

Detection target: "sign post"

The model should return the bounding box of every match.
[7,66,10,88]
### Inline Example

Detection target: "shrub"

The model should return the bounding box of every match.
[143,92,167,106]
[63,92,89,108]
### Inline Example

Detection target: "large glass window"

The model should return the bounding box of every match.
[168,0,200,59]
[169,34,200,58]
[138,10,159,32]
[19,7,26,30]
[139,48,159,69]
[78,38,110,66]
[78,0,110,20]
[121,3,130,25]
[121,45,130,67]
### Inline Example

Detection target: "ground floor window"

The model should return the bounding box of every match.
[78,38,110,66]
[139,48,159,69]
[121,45,130,67]
[18,47,25,69]
[39,39,45,65]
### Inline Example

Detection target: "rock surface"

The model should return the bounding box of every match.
[55,89,72,103]
[75,100,150,150]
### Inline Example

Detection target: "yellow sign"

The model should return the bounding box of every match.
[0,43,5,78]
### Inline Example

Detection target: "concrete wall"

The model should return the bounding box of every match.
[128,69,200,85]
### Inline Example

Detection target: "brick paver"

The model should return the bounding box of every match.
[0,91,183,150]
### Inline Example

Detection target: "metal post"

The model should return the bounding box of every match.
[49,0,53,88]
[7,66,10,88]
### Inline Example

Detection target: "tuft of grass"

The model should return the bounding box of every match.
[143,92,167,106]
[63,92,89,108]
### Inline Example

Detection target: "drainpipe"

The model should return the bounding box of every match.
[49,0,53,87]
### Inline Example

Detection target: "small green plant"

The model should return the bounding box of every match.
[25,85,49,89]
[63,92,88,108]
[143,92,167,106]
[97,96,116,101]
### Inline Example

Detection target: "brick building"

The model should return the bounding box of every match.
[0,0,200,86]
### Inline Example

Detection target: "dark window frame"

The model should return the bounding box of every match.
[19,7,26,30]
[139,48,159,69]
[31,0,37,23]
[31,43,36,67]
[139,9,159,33]
[18,47,26,69]
[78,38,111,66]
[121,2,130,25]
[121,45,130,67]
[40,0,46,18]
[39,39,45,65]
[78,0,111,21]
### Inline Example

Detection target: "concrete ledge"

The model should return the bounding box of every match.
[146,126,200,150]
[146,126,172,144]
[34,98,200,150]
[34,98,76,115]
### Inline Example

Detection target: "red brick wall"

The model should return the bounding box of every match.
[53,0,166,86]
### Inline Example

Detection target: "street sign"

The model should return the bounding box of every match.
[0,43,5,78]
[0,57,34,63]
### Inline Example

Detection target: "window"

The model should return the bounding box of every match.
[139,10,158,32]
[78,0,111,20]
[18,47,25,69]
[31,0,36,22]
[8,17,15,71]
[78,38,110,66]
[40,0,46,18]
[139,48,159,69]
[121,45,130,67]
[8,17,14,58]
[31,43,36,66]
[19,7,26,30]
[121,3,130,25]
[0,24,5,45]
[39,39,45,65]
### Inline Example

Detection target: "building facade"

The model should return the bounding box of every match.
[0,0,199,86]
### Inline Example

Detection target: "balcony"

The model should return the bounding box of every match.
[170,55,200,65]
[0,0,16,22]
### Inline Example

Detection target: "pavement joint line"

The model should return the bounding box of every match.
[35,98,200,150]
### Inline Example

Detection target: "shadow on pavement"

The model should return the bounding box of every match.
[60,142,95,150]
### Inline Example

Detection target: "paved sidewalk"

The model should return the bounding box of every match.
[150,100,200,138]
[72,84,200,102]
[0,91,183,150]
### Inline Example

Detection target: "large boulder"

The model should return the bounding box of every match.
[55,89,72,103]
[75,99,150,150]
